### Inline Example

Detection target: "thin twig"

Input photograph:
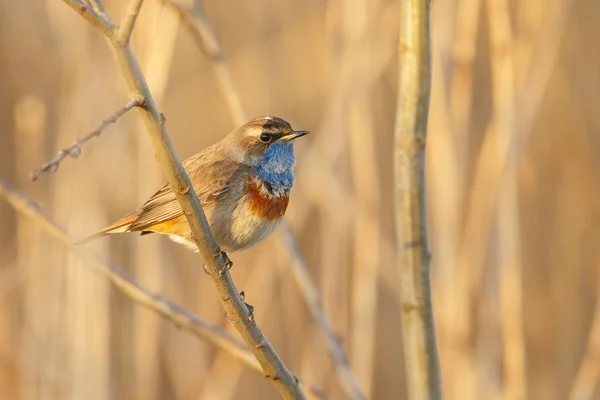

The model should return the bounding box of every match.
[87,0,109,19]
[60,1,305,398]
[63,0,116,37]
[116,0,145,45]
[0,177,327,400]
[29,97,143,181]
[167,3,366,398]
[395,0,443,398]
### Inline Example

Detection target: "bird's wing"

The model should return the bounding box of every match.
[127,156,247,232]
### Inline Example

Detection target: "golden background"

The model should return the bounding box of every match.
[0,0,598,399]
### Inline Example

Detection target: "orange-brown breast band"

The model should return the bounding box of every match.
[246,179,289,221]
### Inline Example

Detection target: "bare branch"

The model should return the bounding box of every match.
[116,0,145,45]
[395,0,442,398]
[62,0,116,37]
[60,3,305,398]
[0,177,327,400]
[87,0,109,19]
[29,97,143,181]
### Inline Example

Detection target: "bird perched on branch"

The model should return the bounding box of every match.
[76,116,308,253]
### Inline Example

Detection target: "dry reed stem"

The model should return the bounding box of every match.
[29,97,143,181]
[281,224,365,399]
[344,1,380,397]
[486,0,527,398]
[0,177,327,400]
[427,49,475,399]
[454,0,575,367]
[130,6,180,397]
[59,1,305,398]
[449,0,482,141]
[11,96,47,400]
[568,260,600,400]
[441,2,485,390]
[165,0,247,127]
[167,3,366,399]
[395,0,442,398]
[448,2,574,398]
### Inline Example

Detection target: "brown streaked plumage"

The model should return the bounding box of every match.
[75,116,308,252]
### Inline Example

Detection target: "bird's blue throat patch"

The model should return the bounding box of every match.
[252,141,295,194]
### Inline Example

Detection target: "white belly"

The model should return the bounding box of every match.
[204,198,280,252]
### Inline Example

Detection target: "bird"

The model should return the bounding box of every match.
[76,116,309,255]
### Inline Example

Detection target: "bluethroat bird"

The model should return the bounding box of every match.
[77,116,309,252]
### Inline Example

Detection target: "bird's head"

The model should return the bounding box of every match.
[224,116,309,169]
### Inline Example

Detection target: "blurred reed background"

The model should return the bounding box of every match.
[0,0,599,399]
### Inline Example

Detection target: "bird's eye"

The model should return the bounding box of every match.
[259,132,272,143]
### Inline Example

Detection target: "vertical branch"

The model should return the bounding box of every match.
[395,0,442,398]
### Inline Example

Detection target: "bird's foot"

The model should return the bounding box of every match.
[238,291,254,320]
[203,249,233,277]
[224,291,254,323]
[245,301,255,322]
[216,250,233,278]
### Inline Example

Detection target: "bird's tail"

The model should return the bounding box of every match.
[72,214,139,245]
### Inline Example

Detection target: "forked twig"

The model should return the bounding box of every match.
[0,177,327,400]
[29,97,144,181]
[116,0,144,45]
[63,0,115,36]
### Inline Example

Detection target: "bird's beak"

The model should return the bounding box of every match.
[278,130,310,142]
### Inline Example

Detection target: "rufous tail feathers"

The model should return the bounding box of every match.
[73,214,139,245]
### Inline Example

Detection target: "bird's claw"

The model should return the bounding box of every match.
[224,299,254,323]
[245,301,255,322]
[204,249,233,277]
[217,251,233,278]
